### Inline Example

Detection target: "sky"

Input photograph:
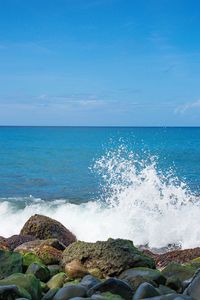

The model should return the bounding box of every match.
[0,0,200,126]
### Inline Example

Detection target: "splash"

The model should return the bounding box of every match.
[0,146,200,249]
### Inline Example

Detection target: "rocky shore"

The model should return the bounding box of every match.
[0,214,200,300]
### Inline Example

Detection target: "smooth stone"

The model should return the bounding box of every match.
[162,263,195,282]
[138,295,194,300]
[133,282,161,299]
[166,276,182,292]
[92,292,125,299]
[119,267,166,288]
[81,275,101,290]
[42,288,59,300]
[26,262,50,282]
[47,273,67,289]
[0,285,22,299]
[53,284,87,300]
[184,269,200,299]
[87,278,133,300]
[158,285,177,295]
[0,273,41,300]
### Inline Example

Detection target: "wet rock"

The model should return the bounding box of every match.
[61,239,155,277]
[81,275,101,290]
[53,284,87,300]
[42,288,59,300]
[20,214,76,247]
[165,275,182,292]
[6,235,36,251]
[162,263,195,282]
[158,285,177,295]
[26,262,50,282]
[184,269,200,299]
[48,265,61,277]
[133,282,161,299]
[0,273,41,300]
[22,252,44,270]
[0,285,26,300]
[65,259,89,279]
[15,238,65,254]
[119,267,166,288]
[0,250,23,279]
[138,295,194,299]
[91,292,124,299]
[47,273,67,289]
[87,278,133,300]
[151,247,200,268]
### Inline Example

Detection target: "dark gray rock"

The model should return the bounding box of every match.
[0,285,20,299]
[119,267,166,288]
[184,269,200,299]
[87,278,133,300]
[81,275,101,290]
[133,282,161,299]
[139,295,194,300]
[42,288,59,300]
[53,284,87,300]
[158,285,177,295]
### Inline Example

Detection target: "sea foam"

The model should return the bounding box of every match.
[0,146,200,249]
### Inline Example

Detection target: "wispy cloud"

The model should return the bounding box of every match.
[175,99,200,114]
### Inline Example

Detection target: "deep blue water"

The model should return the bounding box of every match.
[0,126,200,201]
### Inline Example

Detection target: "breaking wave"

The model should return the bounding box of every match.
[0,146,200,249]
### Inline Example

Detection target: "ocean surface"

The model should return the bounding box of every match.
[0,126,200,249]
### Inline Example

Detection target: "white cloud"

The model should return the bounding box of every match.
[175,99,200,114]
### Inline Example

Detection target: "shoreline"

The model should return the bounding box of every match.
[0,214,199,299]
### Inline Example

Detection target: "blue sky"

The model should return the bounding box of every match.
[0,0,200,126]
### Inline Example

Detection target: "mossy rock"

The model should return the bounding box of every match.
[0,250,23,279]
[22,252,44,270]
[0,273,42,300]
[36,245,62,265]
[26,262,50,282]
[162,262,196,282]
[185,257,200,270]
[61,238,155,277]
[47,272,67,289]
[20,214,76,247]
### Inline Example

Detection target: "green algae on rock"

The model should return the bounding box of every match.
[61,238,155,277]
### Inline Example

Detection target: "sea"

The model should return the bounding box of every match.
[0,126,200,249]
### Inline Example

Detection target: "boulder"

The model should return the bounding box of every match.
[0,273,41,300]
[53,284,87,300]
[61,239,155,277]
[119,267,166,288]
[0,250,22,279]
[26,262,50,282]
[87,278,133,300]
[20,214,76,246]
[133,282,161,299]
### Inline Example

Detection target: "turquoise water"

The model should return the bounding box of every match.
[0,126,200,248]
[0,126,199,200]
